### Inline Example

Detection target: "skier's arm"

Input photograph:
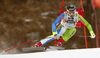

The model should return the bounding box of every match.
[52,13,64,35]
[78,14,95,38]
[56,24,63,31]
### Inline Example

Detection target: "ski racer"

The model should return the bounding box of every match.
[32,4,96,47]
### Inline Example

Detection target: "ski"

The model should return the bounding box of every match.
[22,47,46,52]
[49,46,66,50]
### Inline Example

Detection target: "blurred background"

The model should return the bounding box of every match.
[0,0,100,54]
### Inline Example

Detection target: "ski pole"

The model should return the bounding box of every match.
[78,36,91,37]
[74,34,91,37]
[3,40,37,53]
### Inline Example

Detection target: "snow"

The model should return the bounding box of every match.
[0,48,100,58]
[24,19,32,22]
[42,16,47,19]
[41,12,49,16]
[36,21,45,29]
[72,43,77,48]
[41,11,57,16]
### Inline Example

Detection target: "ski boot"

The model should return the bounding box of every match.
[32,42,42,47]
[49,38,66,50]
[56,38,65,47]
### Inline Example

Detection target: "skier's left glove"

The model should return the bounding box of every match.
[53,32,57,38]
[53,32,60,39]
[90,31,96,39]
[53,32,57,36]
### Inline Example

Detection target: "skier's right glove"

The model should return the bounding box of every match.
[90,31,96,39]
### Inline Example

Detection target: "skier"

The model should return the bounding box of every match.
[32,4,96,47]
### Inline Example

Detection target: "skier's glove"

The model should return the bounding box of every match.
[90,31,96,39]
[53,32,57,36]
[53,32,60,39]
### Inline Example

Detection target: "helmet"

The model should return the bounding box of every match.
[67,4,76,15]
[67,4,76,11]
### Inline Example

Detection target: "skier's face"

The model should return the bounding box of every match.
[68,9,75,18]
[69,12,74,18]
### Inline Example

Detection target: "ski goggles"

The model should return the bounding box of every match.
[68,12,75,15]
[67,10,75,15]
